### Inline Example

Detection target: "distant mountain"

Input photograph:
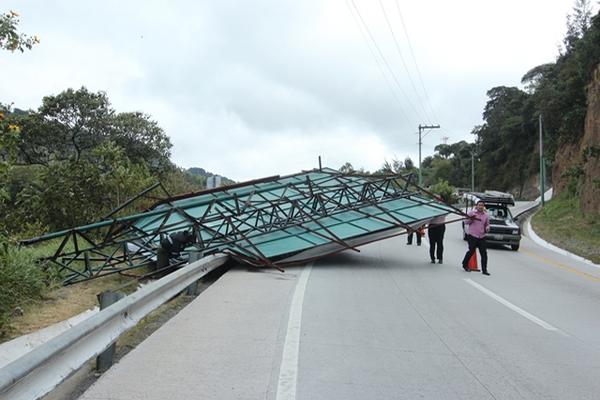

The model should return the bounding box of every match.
[186,167,208,177]
[186,167,235,185]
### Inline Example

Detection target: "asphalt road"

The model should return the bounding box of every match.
[79,205,600,400]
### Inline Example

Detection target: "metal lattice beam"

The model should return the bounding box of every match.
[22,168,467,284]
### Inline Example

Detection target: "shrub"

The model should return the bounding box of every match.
[0,237,46,336]
[430,179,457,203]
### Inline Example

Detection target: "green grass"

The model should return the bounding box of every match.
[532,192,600,264]
[0,240,47,336]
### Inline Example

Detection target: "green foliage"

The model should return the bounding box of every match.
[0,10,39,52]
[582,145,600,163]
[423,157,452,186]
[16,87,173,171]
[532,191,600,264]
[561,164,585,195]
[186,167,235,186]
[0,104,23,230]
[0,87,182,236]
[339,162,356,174]
[0,105,17,169]
[563,0,593,52]
[160,165,207,197]
[109,112,173,174]
[532,8,600,159]
[471,86,536,195]
[429,179,456,203]
[421,141,474,189]
[0,104,21,166]
[448,6,600,198]
[25,143,155,231]
[0,236,46,335]
[375,157,415,175]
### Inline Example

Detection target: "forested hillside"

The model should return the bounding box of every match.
[420,2,600,206]
[1,87,222,238]
[187,167,235,187]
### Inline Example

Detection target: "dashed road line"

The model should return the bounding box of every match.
[465,278,569,336]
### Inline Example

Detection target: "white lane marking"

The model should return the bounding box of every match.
[464,278,568,336]
[276,262,313,400]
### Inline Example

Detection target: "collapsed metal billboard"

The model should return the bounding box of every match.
[22,168,466,284]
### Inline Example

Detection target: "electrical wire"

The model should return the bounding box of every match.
[345,0,412,124]
[349,0,427,124]
[394,0,439,123]
[378,0,434,124]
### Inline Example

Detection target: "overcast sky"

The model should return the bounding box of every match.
[1,1,593,182]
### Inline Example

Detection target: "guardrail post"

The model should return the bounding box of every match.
[185,280,199,296]
[184,250,204,295]
[95,291,125,372]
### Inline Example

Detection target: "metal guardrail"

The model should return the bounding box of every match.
[0,253,229,400]
[514,203,540,227]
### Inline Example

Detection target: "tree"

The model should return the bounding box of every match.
[533,9,600,159]
[521,63,555,93]
[0,104,20,170]
[109,112,172,173]
[378,159,404,174]
[564,0,593,52]
[472,86,536,194]
[23,143,155,231]
[2,88,177,235]
[18,88,114,163]
[434,144,452,159]
[430,179,455,203]
[339,162,355,174]
[0,10,39,52]
[16,87,173,170]
[424,156,453,186]
[1,10,38,206]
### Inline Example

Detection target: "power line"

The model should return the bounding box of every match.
[349,0,428,123]
[377,0,434,124]
[345,0,411,123]
[394,0,439,123]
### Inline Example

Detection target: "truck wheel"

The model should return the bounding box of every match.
[511,244,520,251]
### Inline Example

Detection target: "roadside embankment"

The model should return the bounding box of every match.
[531,193,600,264]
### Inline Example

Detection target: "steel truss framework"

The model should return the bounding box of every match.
[22,168,467,284]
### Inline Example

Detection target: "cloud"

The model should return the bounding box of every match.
[2,0,592,182]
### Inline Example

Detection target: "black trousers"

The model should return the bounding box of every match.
[407,231,421,245]
[462,234,488,272]
[428,225,445,261]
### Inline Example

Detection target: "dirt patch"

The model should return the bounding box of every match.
[4,274,134,342]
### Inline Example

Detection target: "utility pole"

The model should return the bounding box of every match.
[539,114,545,207]
[417,124,440,186]
[471,151,475,192]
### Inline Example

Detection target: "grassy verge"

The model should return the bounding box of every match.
[0,233,152,340]
[531,192,600,264]
[1,273,134,342]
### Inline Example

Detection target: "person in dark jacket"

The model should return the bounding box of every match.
[156,230,195,274]
[427,215,446,264]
